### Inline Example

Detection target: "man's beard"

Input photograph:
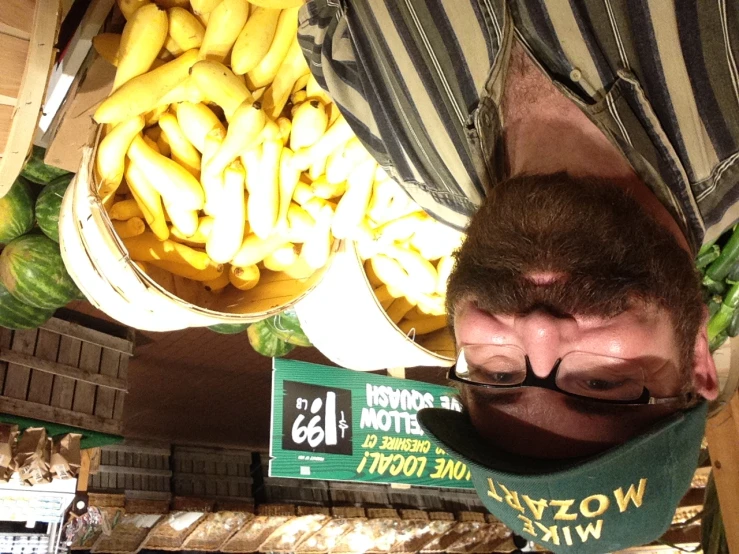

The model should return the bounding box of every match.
[446,173,704,378]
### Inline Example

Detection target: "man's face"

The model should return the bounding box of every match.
[446,174,716,458]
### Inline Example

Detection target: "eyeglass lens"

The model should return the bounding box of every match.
[456,345,646,401]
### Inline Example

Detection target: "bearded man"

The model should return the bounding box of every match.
[299,1,737,551]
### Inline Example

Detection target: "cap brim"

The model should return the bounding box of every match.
[417,405,699,476]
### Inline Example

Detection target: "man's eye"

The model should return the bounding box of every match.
[583,378,626,391]
[487,372,518,385]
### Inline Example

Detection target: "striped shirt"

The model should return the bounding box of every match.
[298,0,739,252]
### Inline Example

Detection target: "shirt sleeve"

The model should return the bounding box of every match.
[298,0,497,231]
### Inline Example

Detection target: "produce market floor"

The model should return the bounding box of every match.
[68,302,447,450]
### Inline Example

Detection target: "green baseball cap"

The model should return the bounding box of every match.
[417,402,707,554]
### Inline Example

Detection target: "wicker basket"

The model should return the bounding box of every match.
[258,514,330,553]
[295,518,361,554]
[420,521,487,554]
[58,145,335,331]
[180,511,252,551]
[90,513,162,554]
[295,241,455,371]
[221,515,294,553]
[139,511,207,551]
[0,0,60,198]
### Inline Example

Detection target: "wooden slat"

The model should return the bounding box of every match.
[51,334,81,409]
[3,328,37,399]
[72,342,102,415]
[0,349,127,391]
[705,391,739,554]
[41,318,134,355]
[0,328,12,392]
[0,0,35,36]
[174,474,254,485]
[0,0,58,198]
[0,33,28,100]
[78,449,91,492]
[93,348,119,418]
[0,104,13,152]
[103,441,170,456]
[97,465,172,478]
[113,354,128,421]
[26,329,60,405]
[0,396,122,435]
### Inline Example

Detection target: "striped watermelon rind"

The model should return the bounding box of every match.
[0,234,80,310]
[20,146,71,185]
[264,309,312,347]
[247,320,295,357]
[0,280,54,330]
[0,176,35,244]
[208,323,250,334]
[35,174,72,243]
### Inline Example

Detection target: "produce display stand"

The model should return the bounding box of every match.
[88,440,173,503]
[0,472,75,554]
[0,0,61,198]
[172,446,254,503]
[89,513,162,554]
[0,313,133,436]
[138,510,208,551]
[180,510,253,551]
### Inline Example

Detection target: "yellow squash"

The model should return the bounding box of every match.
[95,115,146,198]
[176,102,225,152]
[199,0,250,62]
[127,134,204,210]
[95,49,199,124]
[167,7,205,50]
[246,6,300,89]
[113,4,168,91]
[231,7,281,75]
[190,60,252,120]
[206,162,247,264]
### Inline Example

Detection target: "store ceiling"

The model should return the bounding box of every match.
[66,301,448,450]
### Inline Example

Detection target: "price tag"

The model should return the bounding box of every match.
[281,381,353,455]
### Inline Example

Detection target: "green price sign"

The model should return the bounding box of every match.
[269,359,474,489]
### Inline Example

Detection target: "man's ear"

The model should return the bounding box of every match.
[693,307,720,400]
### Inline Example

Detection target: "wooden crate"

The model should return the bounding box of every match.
[261,476,329,506]
[89,440,172,501]
[0,315,133,435]
[0,0,60,197]
[173,446,254,501]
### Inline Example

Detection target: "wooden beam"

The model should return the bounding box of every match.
[40,317,134,356]
[0,396,122,435]
[98,465,172,478]
[705,390,739,554]
[0,349,127,391]
[77,450,91,493]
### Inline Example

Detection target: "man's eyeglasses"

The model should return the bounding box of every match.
[449,344,696,406]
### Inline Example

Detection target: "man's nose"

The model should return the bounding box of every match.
[516,311,575,378]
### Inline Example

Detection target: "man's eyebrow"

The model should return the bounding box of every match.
[562,396,625,416]
[469,387,523,405]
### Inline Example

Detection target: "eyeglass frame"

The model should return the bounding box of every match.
[448,346,697,407]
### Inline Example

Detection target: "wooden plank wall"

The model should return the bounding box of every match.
[0,317,132,435]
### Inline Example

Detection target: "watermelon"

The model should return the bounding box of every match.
[208,322,250,334]
[0,234,80,310]
[247,320,295,357]
[0,176,35,244]
[0,280,54,330]
[35,174,72,243]
[264,309,312,346]
[20,146,71,185]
